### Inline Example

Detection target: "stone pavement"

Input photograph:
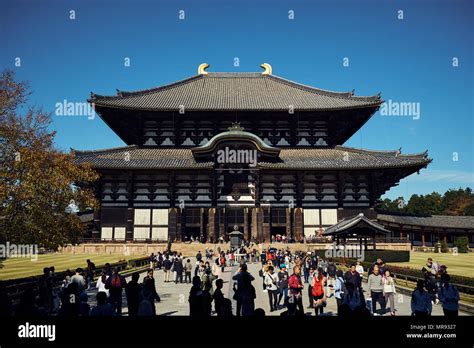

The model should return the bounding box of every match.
[84,259,467,316]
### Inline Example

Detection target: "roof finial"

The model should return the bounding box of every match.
[260,63,272,75]
[228,122,244,132]
[198,63,209,75]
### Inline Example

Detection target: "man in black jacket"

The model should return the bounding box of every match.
[125,272,141,316]
[344,263,361,291]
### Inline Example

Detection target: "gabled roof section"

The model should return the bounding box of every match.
[89,72,382,112]
[192,123,281,158]
[324,213,391,236]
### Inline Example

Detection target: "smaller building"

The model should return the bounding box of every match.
[377,213,474,248]
[324,213,391,250]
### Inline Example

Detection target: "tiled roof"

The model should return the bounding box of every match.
[324,213,391,235]
[377,214,474,230]
[89,72,382,112]
[73,145,430,170]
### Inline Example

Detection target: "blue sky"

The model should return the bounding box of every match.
[1,0,473,200]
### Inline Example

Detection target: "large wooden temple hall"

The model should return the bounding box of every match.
[74,63,431,243]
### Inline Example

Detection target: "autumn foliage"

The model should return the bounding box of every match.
[0,70,98,249]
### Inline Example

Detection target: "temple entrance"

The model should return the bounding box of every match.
[226,208,245,234]
[183,226,200,241]
[270,208,288,240]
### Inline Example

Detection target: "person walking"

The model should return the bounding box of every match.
[163,256,172,283]
[213,278,226,316]
[184,259,193,283]
[232,264,256,316]
[277,264,289,307]
[125,272,141,316]
[86,259,96,290]
[174,256,184,284]
[382,270,396,316]
[105,268,127,316]
[288,266,304,316]
[367,264,385,316]
[70,268,86,294]
[438,273,459,317]
[334,269,346,314]
[411,279,432,317]
[312,267,326,316]
[344,264,361,292]
[264,266,278,312]
[96,271,109,297]
[138,270,161,316]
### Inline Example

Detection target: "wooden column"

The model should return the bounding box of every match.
[294,208,303,242]
[199,208,205,241]
[286,208,292,237]
[207,208,216,243]
[168,208,178,242]
[244,207,249,241]
[262,207,271,242]
[422,230,426,247]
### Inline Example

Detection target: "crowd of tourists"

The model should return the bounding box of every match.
[0,248,460,317]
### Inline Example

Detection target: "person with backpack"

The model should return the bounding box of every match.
[201,268,217,296]
[411,279,432,317]
[326,259,337,297]
[438,273,459,317]
[382,270,396,316]
[334,269,346,314]
[264,266,278,312]
[105,268,127,316]
[312,267,327,316]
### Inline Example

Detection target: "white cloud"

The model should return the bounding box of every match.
[409,169,474,184]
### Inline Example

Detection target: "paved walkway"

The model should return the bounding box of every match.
[84,259,467,316]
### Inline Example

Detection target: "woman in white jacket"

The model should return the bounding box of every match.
[382,270,396,315]
[264,266,279,312]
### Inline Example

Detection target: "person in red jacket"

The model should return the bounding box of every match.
[312,267,327,316]
[288,266,304,316]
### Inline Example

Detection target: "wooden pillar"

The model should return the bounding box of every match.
[422,230,426,247]
[286,208,292,238]
[294,208,303,242]
[199,208,205,242]
[262,207,270,242]
[207,208,216,243]
[244,207,249,241]
[168,208,178,242]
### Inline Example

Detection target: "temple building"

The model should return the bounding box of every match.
[74,63,431,243]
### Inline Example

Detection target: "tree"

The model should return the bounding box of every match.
[441,188,474,216]
[0,70,98,249]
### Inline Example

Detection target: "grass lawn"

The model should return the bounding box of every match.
[388,251,474,278]
[0,254,131,281]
